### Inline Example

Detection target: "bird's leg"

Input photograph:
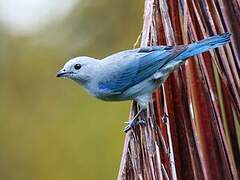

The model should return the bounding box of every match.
[124,109,146,133]
[162,112,168,124]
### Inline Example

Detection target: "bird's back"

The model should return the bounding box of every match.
[91,46,187,100]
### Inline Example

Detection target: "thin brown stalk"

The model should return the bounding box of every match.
[118,0,240,179]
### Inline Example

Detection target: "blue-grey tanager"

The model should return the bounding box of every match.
[57,33,231,132]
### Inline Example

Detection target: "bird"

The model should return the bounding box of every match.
[56,32,231,132]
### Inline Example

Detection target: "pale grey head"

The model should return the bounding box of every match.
[56,56,98,85]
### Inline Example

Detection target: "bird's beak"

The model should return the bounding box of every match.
[56,69,68,78]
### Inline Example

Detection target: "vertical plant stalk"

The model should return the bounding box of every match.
[118,0,240,179]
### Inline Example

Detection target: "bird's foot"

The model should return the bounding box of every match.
[162,112,168,123]
[124,118,146,133]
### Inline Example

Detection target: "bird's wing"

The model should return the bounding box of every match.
[98,45,187,94]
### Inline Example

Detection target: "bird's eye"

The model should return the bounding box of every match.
[74,64,81,70]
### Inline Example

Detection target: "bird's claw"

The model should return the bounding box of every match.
[124,119,146,133]
[162,112,168,123]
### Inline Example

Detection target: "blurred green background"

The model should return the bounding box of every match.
[0,0,143,179]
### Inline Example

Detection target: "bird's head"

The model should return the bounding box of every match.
[56,56,98,85]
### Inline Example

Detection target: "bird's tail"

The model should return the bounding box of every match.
[179,32,231,60]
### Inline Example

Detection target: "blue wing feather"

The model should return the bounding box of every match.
[99,46,187,93]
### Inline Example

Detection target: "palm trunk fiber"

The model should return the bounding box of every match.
[118,0,240,179]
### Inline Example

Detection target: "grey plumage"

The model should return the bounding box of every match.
[57,33,231,109]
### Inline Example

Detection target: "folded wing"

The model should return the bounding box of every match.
[98,45,187,94]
